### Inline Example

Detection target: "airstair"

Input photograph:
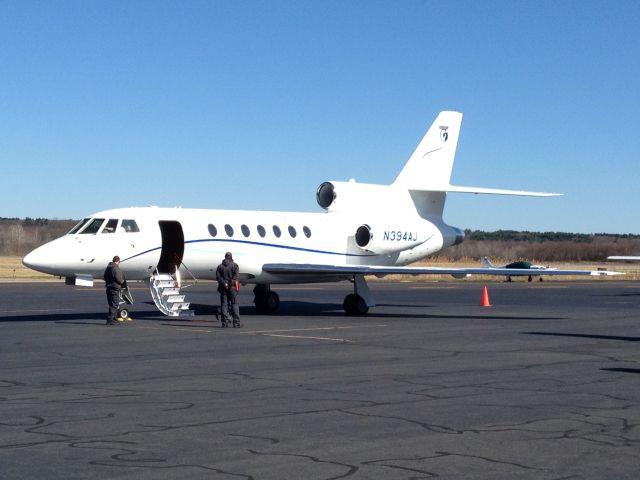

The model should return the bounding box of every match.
[148,272,194,317]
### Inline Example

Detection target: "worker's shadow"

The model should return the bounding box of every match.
[0,311,108,324]
[0,308,171,324]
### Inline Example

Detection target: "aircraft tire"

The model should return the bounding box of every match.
[118,308,129,319]
[343,294,369,316]
[254,291,280,313]
[264,291,280,312]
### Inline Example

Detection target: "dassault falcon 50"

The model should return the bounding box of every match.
[23,111,618,316]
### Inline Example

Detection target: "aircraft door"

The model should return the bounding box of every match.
[157,221,184,274]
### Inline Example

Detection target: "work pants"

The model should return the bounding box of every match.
[220,289,240,325]
[106,288,120,321]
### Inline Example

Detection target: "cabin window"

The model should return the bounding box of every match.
[241,225,250,237]
[288,226,297,238]
[68,218,90,234]
[273,225,281,238]
[80,218,105,234]
[225,224,234,237]
[121,219,140,233]
[303,226,311,238]
[101,219,118,234]
[208,224,217,237]
[257,225,266,237]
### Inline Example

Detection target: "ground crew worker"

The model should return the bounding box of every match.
[216,252,242,328]
[104,255,126,325]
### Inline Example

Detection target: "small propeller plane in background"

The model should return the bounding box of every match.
[23,111,619,316]
[481,257,557,282]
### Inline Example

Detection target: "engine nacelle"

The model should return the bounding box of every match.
[450,272,470,279]
[354,223,427,255]
[316,180,413,212]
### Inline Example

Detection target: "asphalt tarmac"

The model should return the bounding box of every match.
[1,280,639,479]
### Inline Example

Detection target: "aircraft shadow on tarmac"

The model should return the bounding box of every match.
[524,333,640,376]
[601,367,640,375]
[597,291,640,298]
[190,301,566,321]
[0,300,566,323]
[523,331,640,342]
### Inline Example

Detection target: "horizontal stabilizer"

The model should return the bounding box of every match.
[420,185,562,197]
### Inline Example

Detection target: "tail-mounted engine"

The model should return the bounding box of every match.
[315,179,463,256]
[316,180,412,213]
[316,182,337,209]
[354,223,426,255]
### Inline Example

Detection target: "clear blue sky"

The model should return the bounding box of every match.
[1,0,639,233]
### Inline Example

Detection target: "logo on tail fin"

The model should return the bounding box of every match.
[440,127,449,142]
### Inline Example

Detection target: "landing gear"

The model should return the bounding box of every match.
[254,284,280,313]
[342,274,373,316]
[343,293,368,316]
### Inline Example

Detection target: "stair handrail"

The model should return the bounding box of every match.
[177,261,198,289]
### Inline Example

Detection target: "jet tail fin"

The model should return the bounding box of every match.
[394,111,560,196]
[393,111,462,190]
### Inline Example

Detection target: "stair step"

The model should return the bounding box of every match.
[170,302,190,311]
[166,295,186,303]
[149,274,193,317]
[161,288,181,296]
[153,274,175,281]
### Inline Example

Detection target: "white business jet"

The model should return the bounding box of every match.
[23,111,618,316]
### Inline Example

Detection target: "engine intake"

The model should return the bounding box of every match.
[316,182,336,209]
[354,223,426,255]
[355,224,371,247]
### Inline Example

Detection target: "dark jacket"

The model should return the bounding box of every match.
[104,262,126,290]
[216,259,239,293]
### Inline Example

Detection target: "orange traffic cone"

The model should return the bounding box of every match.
[480,285,492,307]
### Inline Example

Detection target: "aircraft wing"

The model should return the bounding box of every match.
[262,263,621,278]
[608,256,640,261]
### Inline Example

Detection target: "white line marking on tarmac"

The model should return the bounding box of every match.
[262,334,351,342]
[175,328,214,333]
[134,324,389,342]
[241,325,387,334]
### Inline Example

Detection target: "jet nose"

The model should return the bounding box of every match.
[23,245,52,273]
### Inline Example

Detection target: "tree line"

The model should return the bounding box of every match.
[0,218,76,256]
[1,218,639,262]
[435,230,640,262]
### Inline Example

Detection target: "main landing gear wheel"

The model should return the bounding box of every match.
[343,294,369,316]
[254,291,280,313]
[118,308,129,319]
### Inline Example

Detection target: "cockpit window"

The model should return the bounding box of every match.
[68,218,90,234]
[101,219,119,234]
[80,218,105,234]
[121,219,140,233]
